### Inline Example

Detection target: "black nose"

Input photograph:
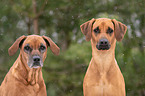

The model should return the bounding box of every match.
[33,56,40,62]
[96,39,110,50]
[99,39,109,45]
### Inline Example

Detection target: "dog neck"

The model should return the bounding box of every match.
[12,54,42,85]
[91,41,116,74]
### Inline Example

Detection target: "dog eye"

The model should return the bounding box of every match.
[107,27,113,34]
[24,45,31,51]
[94,27,100,34]
[39,45,46,51]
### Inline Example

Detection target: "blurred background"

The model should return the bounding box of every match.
[0,0,144,96]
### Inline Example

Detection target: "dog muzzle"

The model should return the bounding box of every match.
[96,39,111,50]
[28,55,43,68]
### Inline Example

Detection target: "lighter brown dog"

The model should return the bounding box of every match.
[80,18,127,96]
[0,35,60,96]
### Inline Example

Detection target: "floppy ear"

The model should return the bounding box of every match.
[42,36,60,55]
[8,35,27,56]
[112,19,127,41]
[80,18,96,41]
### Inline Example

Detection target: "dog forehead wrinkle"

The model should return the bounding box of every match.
[94,20,112,28]
[101,22,105,26]
[24,36,45,49]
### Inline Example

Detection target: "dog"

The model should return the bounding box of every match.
[0,35,60,96]
[80,18,127,96]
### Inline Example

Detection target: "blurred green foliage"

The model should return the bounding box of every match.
[0,0,145,96]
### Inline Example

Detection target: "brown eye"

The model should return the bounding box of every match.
[39,45,46,51]
[24,45,31,51]
[94,27,100,34]
[24,45,32,53]
[107,27,113,34]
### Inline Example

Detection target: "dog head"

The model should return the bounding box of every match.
[8,35,60,68]
[80,18,127,51]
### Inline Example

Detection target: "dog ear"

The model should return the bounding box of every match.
[112,19,127,41]
[8,35,27,56]
[80,18,96,41]
[42,36,60,55]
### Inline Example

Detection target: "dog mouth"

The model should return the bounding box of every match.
[28,62,43,69]
[28,55,43,69]
[31,62,43,68]
[96,44,110,50]
[96,39,111,50]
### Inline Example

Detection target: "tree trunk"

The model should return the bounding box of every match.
[26,18,31,35]
[32,0,39,35]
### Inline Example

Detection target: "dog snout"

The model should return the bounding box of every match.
[100,39,108,45]
[96,39,110,50]
[33,56,40,62]
[32,55,41,68]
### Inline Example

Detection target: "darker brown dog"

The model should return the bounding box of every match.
[0,35,60,96]
[80,18,127,96]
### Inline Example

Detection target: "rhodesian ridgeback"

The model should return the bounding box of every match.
[0,35,60,96]
[80,18,127,96]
